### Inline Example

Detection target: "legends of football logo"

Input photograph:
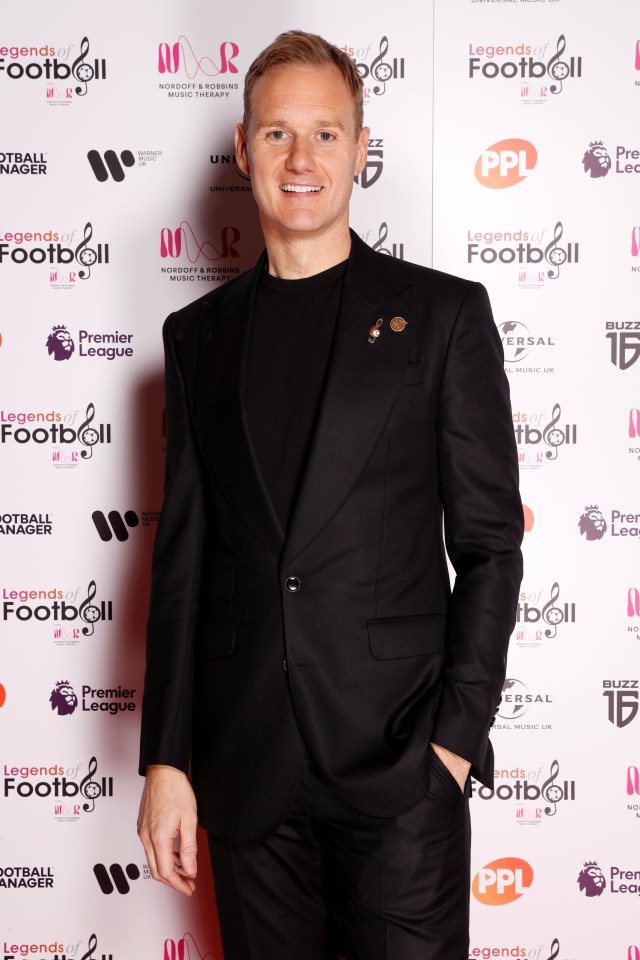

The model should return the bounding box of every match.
[0,222,108,287]
[468,34,582,102]
[0,37,107,104]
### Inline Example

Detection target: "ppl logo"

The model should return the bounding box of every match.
[577,861,606,897]
[578,505,607,541]
[0,682,5,707]
[50,681,78,716]
[523,505,534,532]
[582,141,612,178]
[475,140,537,189]
[160,221,240,262]
[629,589,640,618]
[164,932,218,959]
[157,36,239,77]
[472,857,533,905]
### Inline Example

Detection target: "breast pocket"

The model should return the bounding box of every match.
[400,361,424,386]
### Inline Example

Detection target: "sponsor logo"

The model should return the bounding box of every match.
[2,403,111,466]
[579,505,640,541]
[606,323,640,371]
[473,857,533,905]
[93,862,141,895]
[1,936,111,960]
[0,151,47,175]
[163,933,217,960]
[628,410,640,463]
[632,225,640,258]
[159,220,241,283]
[0,37,106,104]
[157,35,239,99]
[0,513,53,536]
[523,504,534,532]
[87,149,134,182]
[359,221,404,259]
[499,321,555,373]
[475,139,537,189]
[354,138,383,189]
[92,510,139,542]
[348,36,405,101]
[0,865,54,889]
[46,325,134,362]
[209,151,252,193]
[3,579,112,642]
[473,761,574,822]
[629,588,640,617]
[577,861,640,899]
[50,681,136,716]
[627,766,640,820]
[2,756,113,817]
[50,681,78,716]
[468,941,564,960]
[468,221,578,286]
[0,222,108,287]
[583,140,640,178]
[578,861,606,897]
[469,35,582,103]
[603,680,639,728]
[513,404,577,469]
[0,682,5,707]
[495,678,554,729]
[516,582,575,643]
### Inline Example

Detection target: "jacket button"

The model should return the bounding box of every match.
[284,576,301,592]
[283,658,288,671]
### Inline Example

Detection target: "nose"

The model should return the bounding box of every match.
[285,136,315,173]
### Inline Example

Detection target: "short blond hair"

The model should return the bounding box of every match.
[243,30,364,133]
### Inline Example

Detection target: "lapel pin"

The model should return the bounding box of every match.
[390,316,408,332]
[368,318,383,343]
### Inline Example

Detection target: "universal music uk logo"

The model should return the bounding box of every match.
[0,37,107,105]
[468,34,583,103]
[159,220,241,284]
[157,34,239,99]
[495,677,554,728]
[603,680,639,728]
[354,138,384,189]
[0,222,109,288]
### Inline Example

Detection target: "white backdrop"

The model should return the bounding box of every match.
[1,1,638,958]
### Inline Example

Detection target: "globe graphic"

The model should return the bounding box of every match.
[498,678,529,719]
[498,321,531,363]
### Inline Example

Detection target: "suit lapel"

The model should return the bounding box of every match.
[281,234,417,566]
[195,256,286,558]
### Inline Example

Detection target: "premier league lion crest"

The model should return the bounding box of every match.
[582,141,611,179]
[50,680,78,716]
[577,861,606,897]
[46,325,75,361]
[578,505,607,541]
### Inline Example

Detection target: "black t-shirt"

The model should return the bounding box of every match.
[244,259,348,533]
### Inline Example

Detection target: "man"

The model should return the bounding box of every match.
[138,30,523,960]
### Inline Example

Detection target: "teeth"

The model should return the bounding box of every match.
[280,184,321,193]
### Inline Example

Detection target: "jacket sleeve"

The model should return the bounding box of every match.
[138,315,206,776]
[429,281,524,785]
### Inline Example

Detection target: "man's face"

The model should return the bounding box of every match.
[235,63,369,243]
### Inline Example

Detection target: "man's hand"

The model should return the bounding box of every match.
[137,764,198,896]
[429,742,471,793]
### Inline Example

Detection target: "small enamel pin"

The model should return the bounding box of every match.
[368,318,383,343]
[390,316,408,332]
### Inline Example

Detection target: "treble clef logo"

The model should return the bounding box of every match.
[544,939,560,960]
[80,933,98,960]
[544,221,567,279]
[371,37,393,96]
[547,35,570,95]
[372,222,392,256]
[72,37,95,96]
[541,760,563,816]
[542,403,564,460]
[78,402,99,460]
[80,756,102,813]
[79,580,101,637]
[75,222,98,279]
[541,582,563,638]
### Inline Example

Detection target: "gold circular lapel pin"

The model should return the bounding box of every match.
[390,316,408,332]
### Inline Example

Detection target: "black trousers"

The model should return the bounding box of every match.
[207,742,471,960]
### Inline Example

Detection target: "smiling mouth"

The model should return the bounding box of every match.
[280,184,322,193]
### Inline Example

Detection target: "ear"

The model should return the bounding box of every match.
[354,126,370,176]
[235,123,250,177]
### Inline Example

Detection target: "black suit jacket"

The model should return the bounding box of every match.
[139,231,524,843]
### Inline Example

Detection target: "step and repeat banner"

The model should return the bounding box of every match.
[0,0,637,958]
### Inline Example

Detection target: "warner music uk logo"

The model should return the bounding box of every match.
[157,35,239,99]
[92,509,159,541]
[513,404,577,469]
[46,325,134,362]
[472,858,534,905]
[603,680,639,728]
[354,138,384,189]
[0,222,109,288]
[469,35,582,104]
[87,148,163,182]
[1,402,111,467]
[468,221,579,287]
[2,755,113,818]
[471,761,574,823]
[606,322,640,371]
[93,862,144,894]
[0,37,107,105]
[475,139,537,189]
[160,220,241,284]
